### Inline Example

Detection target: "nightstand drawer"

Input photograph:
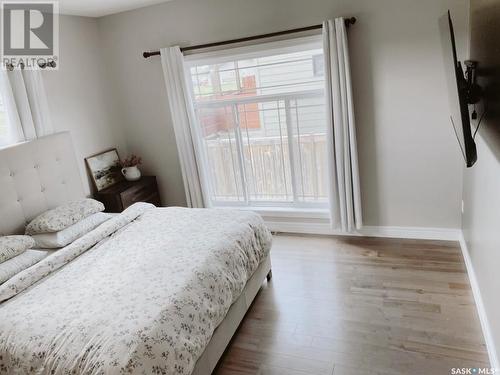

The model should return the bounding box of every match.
[140,191,161,207]
[121,184,155,207]
[95,176,161,212]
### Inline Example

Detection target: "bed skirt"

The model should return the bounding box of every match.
[191,255,272,375]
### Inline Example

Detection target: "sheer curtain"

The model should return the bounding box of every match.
[323,18,363,232]
[160,46,206,208]
[0,66,53,147]
[0,69,23,146]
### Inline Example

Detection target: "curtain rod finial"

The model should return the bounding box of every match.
[345,17,357,27]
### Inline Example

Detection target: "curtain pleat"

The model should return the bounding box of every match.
[160,47,206,208]
[323,18,363,232]
[22,68,53,138]
[7,69,37,140]
[0,69,24,146]
[0,67,53,146]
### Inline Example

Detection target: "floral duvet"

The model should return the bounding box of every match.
[0,203,272,375]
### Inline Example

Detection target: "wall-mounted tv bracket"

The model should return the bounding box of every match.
[462,60,483,119]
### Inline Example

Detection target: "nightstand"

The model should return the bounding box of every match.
[95,176,161,213]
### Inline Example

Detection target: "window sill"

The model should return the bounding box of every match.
[232,206,329,220]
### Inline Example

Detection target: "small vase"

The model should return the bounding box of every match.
[121,165,141,181]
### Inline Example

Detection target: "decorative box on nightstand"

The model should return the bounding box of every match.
[95,176,161,213]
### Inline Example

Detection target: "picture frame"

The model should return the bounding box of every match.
[85,148,124,191]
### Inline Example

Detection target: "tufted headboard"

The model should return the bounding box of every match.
[0,132,85,235]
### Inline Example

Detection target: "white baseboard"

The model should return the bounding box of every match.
[360,226,460,241]
[265,220,461,241]
[458,233,499,370]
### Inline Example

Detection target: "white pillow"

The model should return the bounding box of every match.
[26,199,105,235]
[0,235,35,263]
[0,249,52,284]
[32,212,113,249]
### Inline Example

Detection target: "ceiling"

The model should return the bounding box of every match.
[59,0,172,17]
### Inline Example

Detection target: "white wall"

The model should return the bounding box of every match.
[43,15,126,195]
[462,0,500,363]
[462,135,500,364]
[97,0,467,228]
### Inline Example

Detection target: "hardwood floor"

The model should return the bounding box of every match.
[214,234,489,375]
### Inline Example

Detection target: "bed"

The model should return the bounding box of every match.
[0,132,272,375]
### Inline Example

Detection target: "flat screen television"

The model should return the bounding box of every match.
[439,11,477,167]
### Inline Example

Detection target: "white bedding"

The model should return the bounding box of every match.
[0,203,272,375]
[32,212,113,248]
[0,249,52,284]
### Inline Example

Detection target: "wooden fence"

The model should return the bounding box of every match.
[204,133,327,203]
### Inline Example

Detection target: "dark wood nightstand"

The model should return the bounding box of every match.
[95,176,161,213]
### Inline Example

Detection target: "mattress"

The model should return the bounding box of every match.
[0,203,272,375]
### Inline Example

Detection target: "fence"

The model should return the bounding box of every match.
[204,133,328,204]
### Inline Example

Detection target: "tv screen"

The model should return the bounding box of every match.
[439,11,477,167]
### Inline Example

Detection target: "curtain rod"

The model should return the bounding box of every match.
[142,17,356,59]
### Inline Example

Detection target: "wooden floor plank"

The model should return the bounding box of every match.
[214,234,488,375]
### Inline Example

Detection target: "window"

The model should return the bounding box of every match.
[187,37,327,208]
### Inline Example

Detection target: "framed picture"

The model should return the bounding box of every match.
[85,149,123,191]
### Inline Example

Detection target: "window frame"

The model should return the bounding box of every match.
[184,35,328,210]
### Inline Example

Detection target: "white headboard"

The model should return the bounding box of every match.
[0,132,85,235]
